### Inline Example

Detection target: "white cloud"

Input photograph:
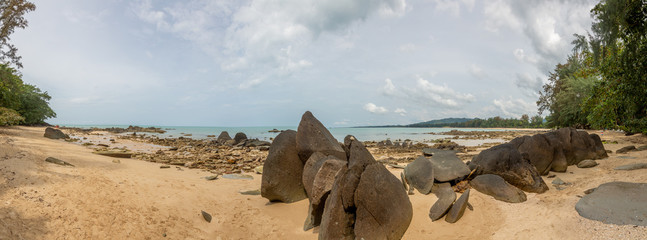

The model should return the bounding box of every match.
[364,103,388,114]
[493,97,537,118]
[395,108,407,116]
[399,43,417,52]
[383,76,475,108]
[238,78,264,89]
[468,64,487,79]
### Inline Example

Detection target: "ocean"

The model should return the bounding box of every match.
[60,125,510,145]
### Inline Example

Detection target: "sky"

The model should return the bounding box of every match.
[12,0,597,127]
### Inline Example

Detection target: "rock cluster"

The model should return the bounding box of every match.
[468,127,607,195]
[377,139,414,148]
[261,111,413,239]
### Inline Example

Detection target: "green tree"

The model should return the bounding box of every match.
[0,0,35,68]
[0,63,55,125]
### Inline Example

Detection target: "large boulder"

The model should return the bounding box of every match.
[217,131,232,143]
[354,163,413,239]
[425,148,471,182]
[470,174,526,203]
[302,152,329,198]
[543,132,568,172]
[319,165,355,240]
[428,183,456,221]
[403,156,435,194]
[511,134,563,175]
[469,143,548,193]
[44,127,68,139]
[296,111,347,163]
[233,132,247,144]
[575,181,647,226]
[589,133,608,158]
[261,130,307,203]
[303,156,346,231]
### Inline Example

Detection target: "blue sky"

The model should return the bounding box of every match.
[13,0,596,127]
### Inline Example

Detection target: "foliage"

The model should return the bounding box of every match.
[537,0,647,134]
[0,0,36,68]
[0,64,55,125]
[0,106,23,125]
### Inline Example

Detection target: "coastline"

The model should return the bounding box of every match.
[2,126,647,239]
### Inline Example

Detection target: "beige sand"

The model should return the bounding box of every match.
[1,126,646,239]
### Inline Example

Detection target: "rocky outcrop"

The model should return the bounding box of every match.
[320,137,412,240]
[217,131,232,143]
[469,143,548,193]
[425,149,471,182]
[470,174,526,203]
[302,154,346,230]
[403,156,435,194]
[233,132,247,144]
[575,181,647,226]
[261,130,307,203]
[295,111,347,164]
[44,127,68,139]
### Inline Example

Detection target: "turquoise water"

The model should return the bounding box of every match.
[60,124,509,143]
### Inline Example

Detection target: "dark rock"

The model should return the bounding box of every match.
[573,130,599,162]
[584,188,596,195]
[428,183,456,221]
[589,134,608,158]
[445,189,470,223]
[44,127,68,139]
[233,132,247,144]
[217,131,232,143]
[614,163,647,171]
[616,145,637,154]
[637,145,647,151]
[303,157,346,231]
[426,149,470,182]
[577,160,598,168]
[575,181,647,226]
[160,165,170,169]
[93,151,133,158]
[511,134,564,175]
[45,157,75,167]
[385,139,393,147]
[403,156,435,194]
[302,152,331,198]
[422,148,434,156]
[354,163,413,240]
[470,174,526,203]
[469,143,548,193]
[295,111,347,163]
[319,165,355,240]
[201,210,212,223]
[261,130,307,203]
[543,132,569,172]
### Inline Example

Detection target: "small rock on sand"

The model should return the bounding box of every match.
[201,210,212,223]
[239,189,261,195]
[552,177,567,186]
[223,174,254,180]
[614,163,647,171]
[205,175,219,181]
[45,157,75,167]
[160,165,170,169]
[577,160,598,168]
[616,145,636,154]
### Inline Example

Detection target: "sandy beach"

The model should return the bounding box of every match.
[1,126,646,239]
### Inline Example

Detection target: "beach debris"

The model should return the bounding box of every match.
[429,183,456,221]
[575,181,647,226]
[445,189,470,223]
[403,156,435,194]
[577,160,598,168]
[254,166,263,174]
[614,163,647,171]
[201,210,212,223]
[616,145,636,154]
[222,174,253,180]
[551,177,567,186]
[470,174,526,203]
[93,151,133,158]
[260,130,307,203]
[97,144,109,147]
[160,165,170,169]
[387,163,405,169]
[205,175,219,181]
[112,159,120,163]
[44,127,69,139]
[45,157,74,167]
[469,143,548,193]
[426,149,470,182]
[239,189,261,195]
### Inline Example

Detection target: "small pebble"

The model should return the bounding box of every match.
[201,210,212,223]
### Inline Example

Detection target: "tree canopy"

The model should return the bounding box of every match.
[538,0,647,134]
